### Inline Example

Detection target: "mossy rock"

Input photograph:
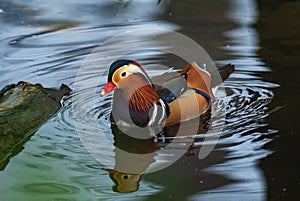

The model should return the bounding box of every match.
[0,81,71,170]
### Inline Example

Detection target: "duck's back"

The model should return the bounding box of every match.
[152,71,188,104]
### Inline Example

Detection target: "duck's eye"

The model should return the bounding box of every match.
[120,71,127,78]
[122,175,129,180]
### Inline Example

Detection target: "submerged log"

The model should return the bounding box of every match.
[0,81,71,170]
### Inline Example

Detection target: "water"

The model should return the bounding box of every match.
[0,0,298,200]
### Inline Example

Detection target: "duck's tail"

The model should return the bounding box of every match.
[211,64,235,87]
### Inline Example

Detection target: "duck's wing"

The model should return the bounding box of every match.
[152,62,234,104]
[152,71,187,103]
[178,62,215,100]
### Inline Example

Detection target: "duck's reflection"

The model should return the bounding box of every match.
[103,123,158,193]
[104,112,211,193]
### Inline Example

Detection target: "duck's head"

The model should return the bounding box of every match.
[103,168,142,193]
[100,59,152,96]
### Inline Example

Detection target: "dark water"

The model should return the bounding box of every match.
[0,0,299,200]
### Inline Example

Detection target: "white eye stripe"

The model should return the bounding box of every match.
[126,64,145,74]
[112,63,152,86]
[113,64,139,77]
[125,64,152,85]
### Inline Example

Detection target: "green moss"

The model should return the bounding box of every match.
[0,81,70,169]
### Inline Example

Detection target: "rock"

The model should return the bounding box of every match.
[0,81,71,170]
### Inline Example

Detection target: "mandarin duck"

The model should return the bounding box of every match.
[100,60,234,127]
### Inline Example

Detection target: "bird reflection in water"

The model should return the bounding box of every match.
[103,111,211,193]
